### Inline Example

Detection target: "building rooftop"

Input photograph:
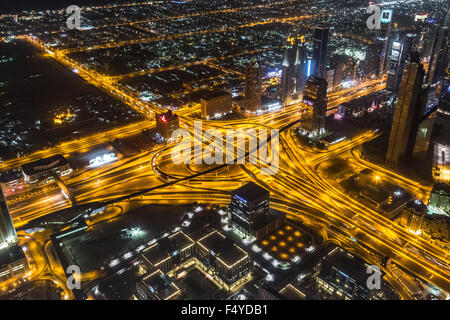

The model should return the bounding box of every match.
[21,155,68,176]
[279,284,306,300]
[200,89,231,101]
[140,269,180,300]
[431,182,450,194]
[156,109,179,121]
[232,182,269,202]
[0,170,22,183]
[142,231,194,266]
[319,247,371,285]
[197,230,248,267]
[0,245,25,267]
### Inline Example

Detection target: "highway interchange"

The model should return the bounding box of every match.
[1,2,449,299]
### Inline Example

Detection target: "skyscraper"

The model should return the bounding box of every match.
[303,76,328,133]
[427,17,449,85]
[280,35,307,104]
[377,20,392,76]
[0,190,17,250]
[312,25,329,78]
[365,40,384,78]
[386,33,416,92]
[296,35,308,95]
[386,58,428,168]
[245,56,262,112]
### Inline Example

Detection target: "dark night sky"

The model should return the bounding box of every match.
[1,1,139,14]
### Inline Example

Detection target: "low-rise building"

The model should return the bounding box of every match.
[141,230,195,273]
[136,269,181,300]
[314,247,380,300]
[21,155,71,184]
[200,90,232,120]
[196,230,252,291]
[0,245,29,283]
[0,170,24,193]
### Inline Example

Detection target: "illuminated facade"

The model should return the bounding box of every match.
[196,230,251,289]
[280,35,307,104]
[428,183,450,216]
[314,247,377,300]
[303,76,328,133]
[141,230,195,273]
[0,190,17,249]
[229,182,270,238]
[140,229,251,292]
[386,61,427,169]
[312,25,329,78]
[0,245,29,283]
[386,33,415,92]
[136,269,181,300]
[244,56,262,112]
[155,109,180,141]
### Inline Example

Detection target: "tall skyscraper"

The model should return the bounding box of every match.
[365,40,384,78]
[245,56,262,112]
[386,33,416,92]
[312,25,329,78]
[280,43,296,104]
[427,17,449,85]
[377,21,393,76]
[295,35,308,95]
[386,58,428,168]
[280,35,307,104]
[419,24,438,61]
[0,190,17,250]
[303,76,328,133]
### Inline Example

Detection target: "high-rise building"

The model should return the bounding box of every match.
[365,40,384,78]
[419,24,438,61]
[155,109,179,140]
[296,35,308,95]
[377,23,393,76]
[280,35,307,104]
[413,111,436,161]
[386,60,428,168]
[303,76,328,133]
[0,190,17,249]
[280,47,295,104]
[386,33,416,92]
[312,25,329,78]
[228,182,284,240]
[244,56,262,112]
[427,18,449,85]
[229,182,269,237]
